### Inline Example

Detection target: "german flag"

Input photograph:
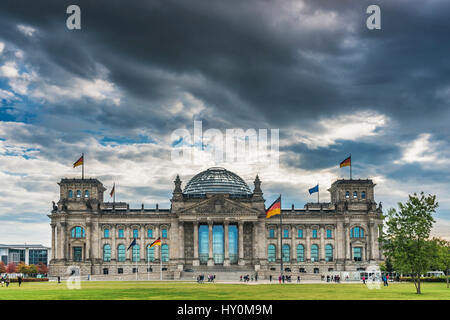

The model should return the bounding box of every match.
[149,237,161,248]
[73,155,84,168]
[266,196,281,219]
[340,156,351,168]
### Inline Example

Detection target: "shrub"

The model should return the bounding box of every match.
[399,276,447,283]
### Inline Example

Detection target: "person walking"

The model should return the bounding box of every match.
[5,275,10,287]
[297,275,300,283]
[18,276,22,287]
[269,275,272,282]
[362,275,366,285]
[57,276,61,284]
[278,275,281,284]
[386,274,389,286]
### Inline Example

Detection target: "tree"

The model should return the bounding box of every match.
[381,192,438,294]
[37,262,48,275]
[433,238,450,288]
[28,264,38,275]
[6,262,17,273]
[0,261,6,273]
[17,262,29,274]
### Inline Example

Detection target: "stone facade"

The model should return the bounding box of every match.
[48,170,384,279]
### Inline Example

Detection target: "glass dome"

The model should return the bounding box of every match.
[183,167,252,197]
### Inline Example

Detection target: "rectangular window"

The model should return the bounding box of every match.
[353,247,362,261]
[326,229,332,238]
[269,229,275,238]
[283,228,289,238]
[73,247,82,262]
[297,229,303,238]
[104,229,110,238]
[103,268,109,275]
[162,228,168,239]
[118,229,124,238]
[147,229,153,238]
[312,229,318,238]
[133,229,139,238]
[118,268,123,274]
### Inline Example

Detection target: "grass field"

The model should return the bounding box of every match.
[0,281,449,300]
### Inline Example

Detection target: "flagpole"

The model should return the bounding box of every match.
[147,252,150,281]
[279,194,283,279]
[350,154,352,180]
[82,153,84,180]
[135,245,138,281]
[317,183,319,204]
[160,246,162,281]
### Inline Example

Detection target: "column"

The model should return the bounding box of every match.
[61,222,67,260]
[252,222,258,263]
[320,225,325,261]
[238,221,244,265]
[369,222,375,261]
[305,226,311,262]
[125,225,130,261]
[155,224,160,261]
[111,225,116,261]
[208,222,214,266]
[85,222,91,260]
[277,223,281,261]
[345,224,351,260]
[140,225,145,261]
[224,222,230,266]
[291,224,296,263]
[51,224,56,260]
[179,222,185,261]
[193,222,199,266]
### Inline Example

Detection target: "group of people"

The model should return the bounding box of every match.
[240,274,257,282]
[1,275,23,287]
[325,275,341,283]
[267,274,301,283]
[196,274,216,283]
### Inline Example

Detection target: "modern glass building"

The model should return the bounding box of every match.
[0,244,51,265]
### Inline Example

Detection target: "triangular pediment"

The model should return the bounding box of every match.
[179,195,259,215]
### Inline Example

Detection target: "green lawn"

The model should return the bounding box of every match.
[0,281,449,300]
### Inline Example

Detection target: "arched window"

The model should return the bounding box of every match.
[71,226,85,238]
[326,229,332,238]
[361,191,366,199]
[84,190,89,198]
[68,190,73,198]
[103,244,111,262]
[117,244,126,262]
[325,244,333,262]
[161,228,168,239]
[283,228,289,238]
[350,227,364,238]
[297,244,304,262]
[147,229,153,238]
[269,229,275,238]
[132,244,140,262]
[104,228,110,238]
[312,229,318,238]
[311,244,319,262]
[161,244,169,262]
[268,244,276,262]
[118,228,124,238]
[353,191,358,199]
[133,228,139,238]
[147,245,155,262]
[282,244,290,262]
[76,190,81,198]
[345,191,350,199]
[297,229,303,238]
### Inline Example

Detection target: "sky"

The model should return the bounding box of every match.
[0,0,449,246]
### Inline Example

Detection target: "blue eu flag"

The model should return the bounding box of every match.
[308,184,319,195]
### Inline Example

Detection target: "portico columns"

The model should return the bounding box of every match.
[51,224,56,260]
[85,222,91,260]
[140,225,145,261]
[345,224,351,261]
[238,221,244,265]
[224,222,230,266]
[111,225,116,261]
[155,224,160,261]
[179,222,185,261]
[291,225,296,263]
[193,222,199,266]
[208,222,214,266]
[305,226,311,262]
[320,226,325,261]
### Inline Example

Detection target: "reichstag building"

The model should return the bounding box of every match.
[49,167,384,279]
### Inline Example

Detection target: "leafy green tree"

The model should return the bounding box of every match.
[17,262,29,274]
[381,192,438,294]
[432,238,450,288]
[28,264,38,275]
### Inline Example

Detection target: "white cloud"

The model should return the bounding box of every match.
[17,24,36,37]
[0,42,4,54]
[0,89,16,101]
[396,133,450,167]
[287,111,388,149]
[0,61,19,78]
